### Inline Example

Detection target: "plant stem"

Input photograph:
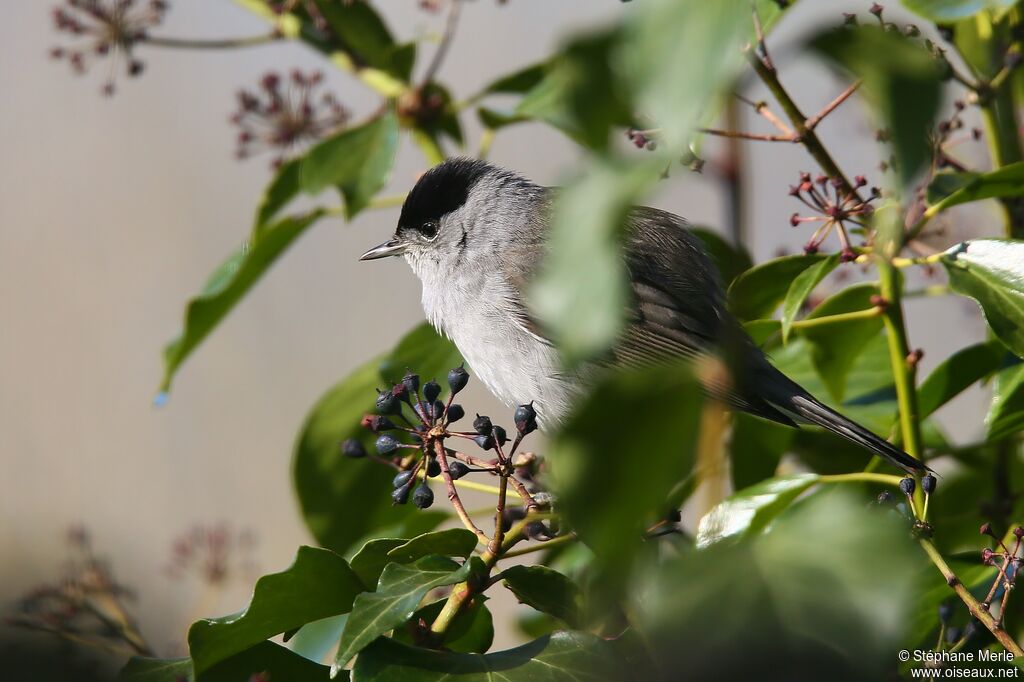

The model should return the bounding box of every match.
[434,442,488,544]
[144,33,281,49]
[790,306,884,330]
[819,472,904,487]
[919,539,1024,657]
[500,533,577,559]
[877,262,924,463]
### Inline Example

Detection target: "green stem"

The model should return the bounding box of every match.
[877,262,924,463]
[790,306,883,330]
[819,472,903,487]
[144,33,280,49]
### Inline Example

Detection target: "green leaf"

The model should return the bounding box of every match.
[159,209,325,394]
[293,323,461,555]
[926,163,1024,210]
[501,565,582,627]
[351,631,629,681]
[901,0,1021,21]
[988,363,1024,441]
[728,254,828,321]
[393,597,494,654]
[350,538,407,590]
[695,474,821,547]
[691,227,753,288]
[479,62,549,96]
[529,159,660,364]
[256,156,303,227]
[813,26,941,189]
[780,254,840,343]
[309,0,398,75]
[300,114,399,218]
[728,413,794,491]
[409,83,464,150]
[547,360,702,585]
[918,341,1008,418]
[334,556,482,669]
[798,283,885,402]
[941,240,1024,358]
[121,641,334,682]
[188,546,364,674]
[385,528,479,564]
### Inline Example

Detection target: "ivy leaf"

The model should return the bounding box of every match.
[351,631,630,681]
[479,61,549,97]
[334,556,482,670]
[728,254,828,321]
[728,413,794,491]
[501,565,582,628]
[349,538,407,590]
[780,254,840,343]
[691,227,753,289]
[988,363,1024,441]
[385,528,480,564]
[393,598,495,654]
[188,547,363,674]
[901,0,1021,22]
[798,283,885,402]
[547,360,702,588]
[158,209,325,395]
[696,474,821,547]
[926,163,1024,210]
[256,156,303,227]
[300,114,400,218]
[813,26,941,189]
[941,239,1024,358]
[293,323,461,555]
[120,641,334,682]
[918,341,1008,418]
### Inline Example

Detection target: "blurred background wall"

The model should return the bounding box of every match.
[0,0,995,664]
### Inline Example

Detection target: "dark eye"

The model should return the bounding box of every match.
[419,221,439,240]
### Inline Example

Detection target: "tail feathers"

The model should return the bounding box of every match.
[783,394,928,474]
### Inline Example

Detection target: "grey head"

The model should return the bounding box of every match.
[359,158,547,282]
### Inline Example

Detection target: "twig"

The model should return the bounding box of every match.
[698,128,795,143]
[144,33,281,49]
[419,0,462,89]
[500,533,577,559]
[434,441,488,544]
[734,93,794,136]
[805,80,861,131]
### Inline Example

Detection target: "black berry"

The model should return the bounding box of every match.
[899,477,916,496]
[423,380,441,403]
[938,602,953,624]
[922,474,937,495]
[393,470,414,489]
[473,414,492,435]
[402,372,420,395]
[413,482,434,509]
[427,459,441,477]
[447,365,469,394]
[945,627,962,644]
[514,403,538,434]
[430,400,445,421]
[474,434,494,451]
[391,382,410,403]
[447,404,465,423]
[876,491,894,505]
[392,485,410,505]
[493,425,508,445]
[376,434,400,455]
[362,415,395,432]
[448,460,470,480]
[340,439,366,458]
[375,389,401,415]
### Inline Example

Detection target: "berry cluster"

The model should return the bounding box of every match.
[50,0,168,96]
[230,70,350,169]
[339,365,542,513]
[788,172,880,259]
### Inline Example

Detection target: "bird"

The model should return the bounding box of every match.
[360,157,925,473]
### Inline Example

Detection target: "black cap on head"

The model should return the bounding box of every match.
[398,158,493,236]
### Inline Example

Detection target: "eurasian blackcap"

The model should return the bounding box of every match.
[361,158,924,473]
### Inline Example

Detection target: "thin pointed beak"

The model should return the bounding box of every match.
[359,236,407,261]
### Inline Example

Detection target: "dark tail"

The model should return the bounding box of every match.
[781,392,927,473]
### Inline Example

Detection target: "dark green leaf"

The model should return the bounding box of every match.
[476,107,529,131]
[918,341,1007,418]
[927,163,1024,210]
[120,641,335,682]
[728,413,794,490]
[813,26,941,189]
[386,528,479,564]
[310,0,397,74]
[480,62,549,96]
[798,283,885,401]
[988,363,1024,441]
[547,360,702,585]
[256,156,303,227]
[781,254,840,342]
[351,631,629,681]
[188,546,363,674]
[293,323,460,555]
[901,0,1020,21]
[288,614,349,665]
[334,556,482,668]
[501,565,581,627]
[393,597,494,654]
[728,254,827,321]
[350,538,407,590]
[159,209,325,394]
[941,239,1024,358]
[691,227,753,288]
[695,474,820,547]
[300,114,399,218]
